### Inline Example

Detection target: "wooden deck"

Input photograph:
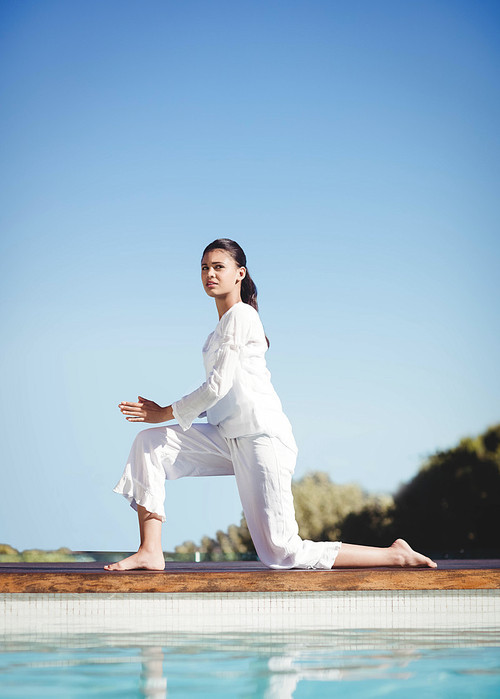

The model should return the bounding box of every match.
[1,560,499,593]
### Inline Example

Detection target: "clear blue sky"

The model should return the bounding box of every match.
[1,0,499,553]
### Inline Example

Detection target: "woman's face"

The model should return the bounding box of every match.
[201,249,246,298]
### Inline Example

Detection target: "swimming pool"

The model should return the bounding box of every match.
[2,589,499,633]
[1,560,499,696]
[1,628,499,697]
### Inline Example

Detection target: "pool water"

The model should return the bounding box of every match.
[0,629,499,697]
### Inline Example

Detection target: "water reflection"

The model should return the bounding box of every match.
[1,629,499,697]
[140,646,167,698]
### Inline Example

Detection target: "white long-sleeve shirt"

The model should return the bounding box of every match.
[172,301,296,443]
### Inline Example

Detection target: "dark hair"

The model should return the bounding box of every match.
[202,238,269,346]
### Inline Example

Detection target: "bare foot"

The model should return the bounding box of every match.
[103,549,165,571]
[390,539,437,568]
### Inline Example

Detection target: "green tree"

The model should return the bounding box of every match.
[0,545,77,562]
[335,498,396,546]
[292,471,387,542]
[390,429,500,553]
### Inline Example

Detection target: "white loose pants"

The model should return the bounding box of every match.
[113,422,341,570]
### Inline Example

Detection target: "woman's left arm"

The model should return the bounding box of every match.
[119,306,251,427]
[171,306,251,431]
[119,396,175,423]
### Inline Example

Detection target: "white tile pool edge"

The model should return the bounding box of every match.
[1,590,499,633]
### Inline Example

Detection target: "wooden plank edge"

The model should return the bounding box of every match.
[1,569,499,593]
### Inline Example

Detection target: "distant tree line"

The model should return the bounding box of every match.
[0,544,76,562]
[175,423,500,558]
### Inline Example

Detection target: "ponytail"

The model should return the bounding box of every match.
[240,270,259,312]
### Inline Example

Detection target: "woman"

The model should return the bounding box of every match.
[105,239,436,571]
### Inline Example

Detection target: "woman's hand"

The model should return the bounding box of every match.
[118,396,174,423]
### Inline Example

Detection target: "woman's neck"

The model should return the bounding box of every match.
[216,294,242,320]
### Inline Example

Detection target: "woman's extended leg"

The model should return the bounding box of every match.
[104,505,164,571]
[229,435,437,570]
[333,538,437,568]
